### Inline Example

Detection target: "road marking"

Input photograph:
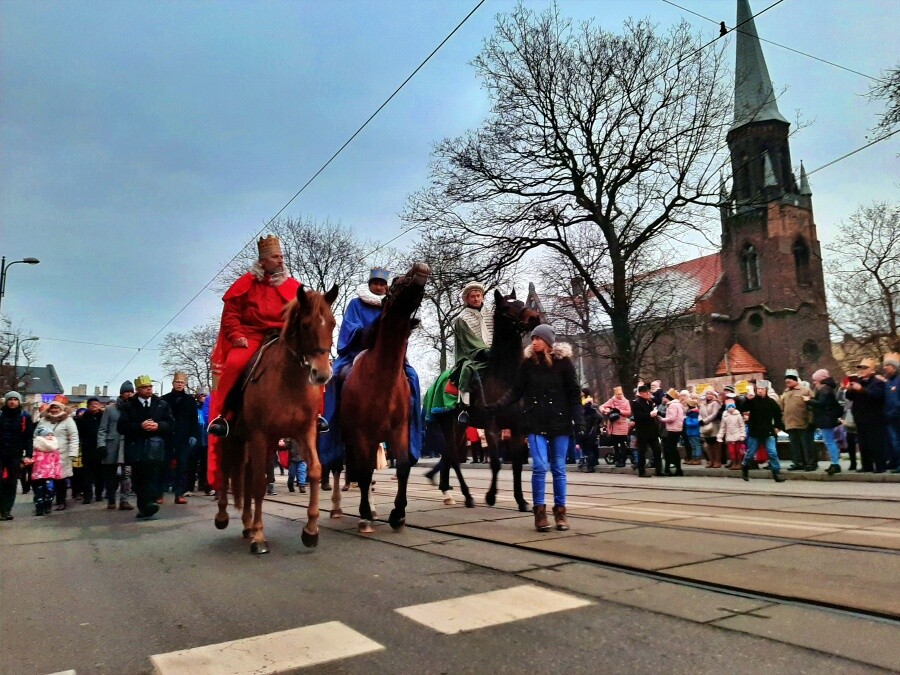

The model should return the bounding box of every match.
[395,584,592,635]
[150,621,384,674]
[47,671,77,675]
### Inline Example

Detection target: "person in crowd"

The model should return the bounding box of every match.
[206,235,303,492]
[97,381,135,510]
[75,397,104,503]
[28,426,61,516]
[452,281,492,425]
[580,389,600,472]
[740,380,785,482]
[631,385,662,478]
[487,324,582,532]
[600,386,631,468]
[806,369,844,475]
[780,369,815,472]
[845,358,887,473]
[198,391,214,495]
[716,401,746,467]
[684,400,702,465]
[161,372,199,504]
[117,375,173,519]
[883,353,900,473]
[699,389,723,468]
[0,391,33,520]
[660,389,684,476]
[839,386,858,471]
[39,396,79,510]
[649,380,664,406]
[284,438,307,493]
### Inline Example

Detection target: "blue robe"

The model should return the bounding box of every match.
[318,297,422,466]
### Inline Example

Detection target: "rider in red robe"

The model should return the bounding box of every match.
[206,235,301,490]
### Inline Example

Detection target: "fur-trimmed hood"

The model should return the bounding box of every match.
[523,342,573,360]
[356,283,386,307]
[250,260,289,287]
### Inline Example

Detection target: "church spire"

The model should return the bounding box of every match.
[731,0,788,130]
[799,161,812,195]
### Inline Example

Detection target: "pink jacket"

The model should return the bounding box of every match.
[716,408,746,443]
[600,396,632,435]
[661,399,684,432]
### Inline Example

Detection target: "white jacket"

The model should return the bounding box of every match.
[716,408,746,443]
[35,413,79,479]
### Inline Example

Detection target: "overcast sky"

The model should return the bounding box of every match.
[1,0,897,393]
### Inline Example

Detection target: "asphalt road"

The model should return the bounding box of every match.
[1,475,896,675]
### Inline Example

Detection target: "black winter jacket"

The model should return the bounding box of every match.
[807,379,842,429]
[117,396,174,463]
[631,396,660,439]
[744,395,784,440]
[76,410,103,463]
[845,376,886,426]
[492,343,584,437]
[0,405,32,458]
[161,389,199,449]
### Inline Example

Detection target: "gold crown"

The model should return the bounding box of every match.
[257,235,282,258]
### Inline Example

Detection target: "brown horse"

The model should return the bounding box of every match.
[330,262,430,533]
[435,289,541,511]
[214,284,338,554]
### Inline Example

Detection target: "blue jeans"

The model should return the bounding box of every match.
[288,460,307,488]
[528,434,568,507]
[743,435,781,472]
[688,436,702,459]
[819,427,841,464]
[887,419,900,469]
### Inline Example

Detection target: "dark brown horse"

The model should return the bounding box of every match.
[330,262,430,533]
[214,284,338,554]
[435,289,541,511]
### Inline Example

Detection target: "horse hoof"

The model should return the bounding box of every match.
[250,541,269,555]
[357,521,374,534]
[485,491,496,507]
[330,509,343,519]
[301,530,319,548]
[370,509,377,519]
[517,500,530,513]
[443,496,456,506]
[242,528,251,539]
[389,509,406,530]
[465,495,475,508]
[214,516,229,530]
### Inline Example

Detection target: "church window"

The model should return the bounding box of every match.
[793,237,811,286]
[740,243,761,291]
[802,339,821,361]
[748,313,763,331]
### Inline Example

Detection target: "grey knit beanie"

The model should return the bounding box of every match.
[120,380,135,394]
[4,391,21,403]
[530,324,556,347]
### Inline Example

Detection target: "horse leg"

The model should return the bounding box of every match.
[301,429,320,548]
[357,466,375,534]
[214,438,232,530]
[329,464,343,519]
[452,458,475,508]
[389,462,411,529]
[512,439,529,512]
[248,434,269,554]
[241,457,254,539]
[484,431,501,507]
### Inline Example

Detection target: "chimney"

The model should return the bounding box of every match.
[94,386,101,396]
[102,385,108,397]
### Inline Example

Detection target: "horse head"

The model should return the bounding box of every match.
[381,262,430,325]
[283,284,339,385]
[493,288,541,335]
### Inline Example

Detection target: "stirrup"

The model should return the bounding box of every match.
[207,417,230,438]
[457,410,470,425]
[316,416,330,433]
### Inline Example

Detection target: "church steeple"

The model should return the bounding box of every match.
[732,0,788,130]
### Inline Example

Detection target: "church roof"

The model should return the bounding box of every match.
[651,253,723,303]
[731,0,788,130]
[716,343,767,376]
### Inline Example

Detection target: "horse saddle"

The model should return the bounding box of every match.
[242,330,282,388]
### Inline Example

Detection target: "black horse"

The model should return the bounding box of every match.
[433,290,541,511]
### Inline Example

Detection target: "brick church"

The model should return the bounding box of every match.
[527,0,836,392]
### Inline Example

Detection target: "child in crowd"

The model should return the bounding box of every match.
[28,426,62,516]
[716,401,746,470]
[684,402,702,464]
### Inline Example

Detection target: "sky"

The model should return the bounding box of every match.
[1,0,897,393]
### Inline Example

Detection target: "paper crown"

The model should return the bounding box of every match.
[369,267,391,283]
[257,235,282,258]
[134,375,153,388]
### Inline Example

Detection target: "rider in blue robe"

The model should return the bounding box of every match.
[318,268,422,467]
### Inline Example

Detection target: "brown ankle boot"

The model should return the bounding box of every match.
[552,505,569,531]
[533,505,551,532]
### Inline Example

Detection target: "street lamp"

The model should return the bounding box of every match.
[13,336,39,371]
[0,256,40,314]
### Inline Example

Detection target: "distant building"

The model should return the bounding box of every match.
[0,363,65,401]
[527,0,836,393]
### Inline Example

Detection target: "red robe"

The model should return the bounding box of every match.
[207,273,301,490]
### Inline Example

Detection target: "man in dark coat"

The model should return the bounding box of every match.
[161,372,199,504]
[631,385,662,478]
[0,391,32,520]
[845,357,887,473]
[117,375,174,519]
[741,380,785,482]
[75,397,104,503]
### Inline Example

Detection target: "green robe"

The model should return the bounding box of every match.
[452,316,491,397]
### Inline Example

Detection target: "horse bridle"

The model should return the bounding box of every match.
[500,299,534,335]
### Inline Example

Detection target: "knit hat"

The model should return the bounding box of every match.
[883,353,900,368]
[704,389,717,398]
[460,281,486,303]
[530,324,556,347]
[811,368,830,383]
[664,388,679,401]
[134,375,153,388]
[784,369,800,381]
[4,391,21,402]
[368,267,391,283]
[120,380,135,394]
[257,234,282,258]
[726,402,736,409]
[756,380,771,390]
[86,397,100,405]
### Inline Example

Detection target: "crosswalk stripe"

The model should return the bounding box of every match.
[395,584,592,635]
[150,621,384,674]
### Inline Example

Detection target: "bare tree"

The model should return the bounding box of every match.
[0,316,40,394]
[218,216,372,322]
[868,64,900,138]
[404,5,731,386]
[403,230,516,373]
[826,201,900,368]
[159,319,219,392]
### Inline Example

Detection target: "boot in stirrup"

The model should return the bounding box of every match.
[207,416,230,438]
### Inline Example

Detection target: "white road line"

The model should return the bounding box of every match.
[150,621,384,674]
[47,671,77,675]
[395,584,592,635]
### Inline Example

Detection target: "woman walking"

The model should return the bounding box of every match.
[488,325,583,532]
[600,387,632,468]
[660,389,685,476]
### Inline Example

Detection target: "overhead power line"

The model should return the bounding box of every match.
[104,0,487,385]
